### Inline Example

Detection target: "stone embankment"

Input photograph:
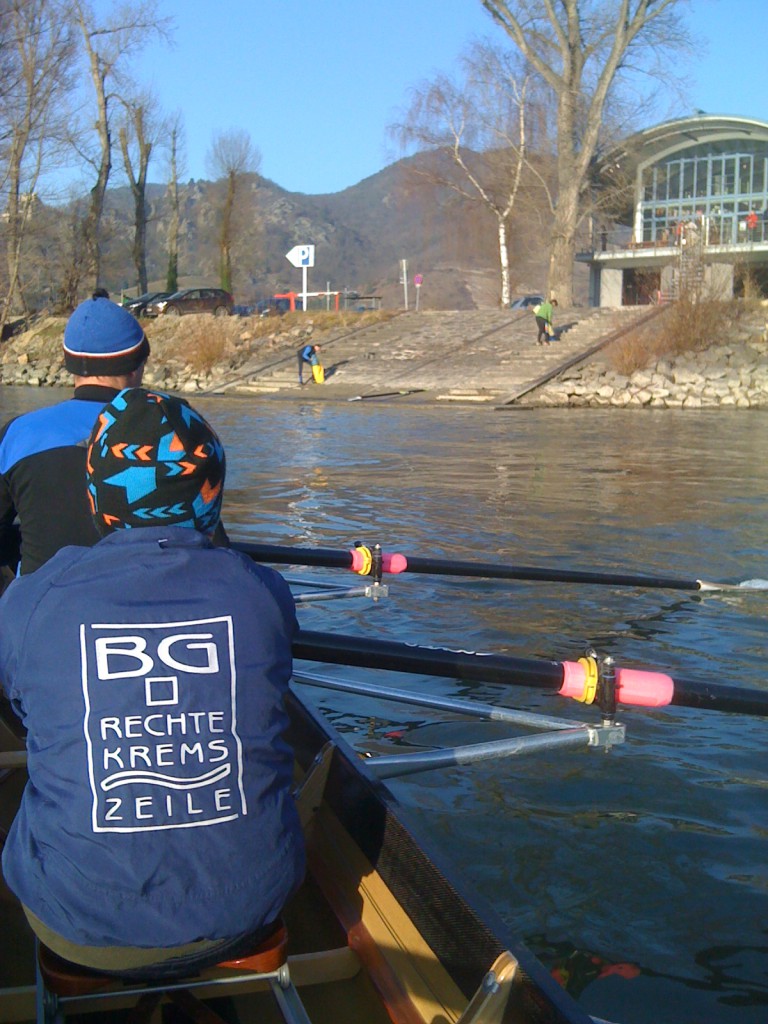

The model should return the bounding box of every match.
[523,319,768,409]
[1,305,767,408]
[0,313,325,393]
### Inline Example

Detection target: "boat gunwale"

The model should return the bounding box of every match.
[287,689,595,1024]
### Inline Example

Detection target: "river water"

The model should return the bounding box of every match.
[3,389,768,1023]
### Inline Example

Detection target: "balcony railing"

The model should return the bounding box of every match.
[586,219,768,256]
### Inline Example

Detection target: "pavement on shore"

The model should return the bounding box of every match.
[210,307,660,406]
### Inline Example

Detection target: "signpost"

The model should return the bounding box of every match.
[286,244,315,312]
[400,258,408,310]
[414,273,423,311]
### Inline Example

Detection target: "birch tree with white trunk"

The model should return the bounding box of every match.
[394,42,542,308]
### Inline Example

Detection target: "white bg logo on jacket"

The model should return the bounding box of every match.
[80,616,246,833]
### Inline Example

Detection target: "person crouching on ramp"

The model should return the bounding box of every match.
[297,343,322,385]
[534,299,558,345]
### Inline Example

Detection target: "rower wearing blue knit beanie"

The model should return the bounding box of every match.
[0,296,151,575]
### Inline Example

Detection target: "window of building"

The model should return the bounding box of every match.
[643,168,654,202]
[740,157,752,194]
[682,161,695,199]
[656,164,667,201]
[668,162,681,200]
[695,160,708,198]
[711,158,723,195]
[755,158,766,194]
[635,137,768,246]
[724,158,736,195]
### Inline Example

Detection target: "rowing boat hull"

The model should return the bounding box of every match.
[286,689,593,1023]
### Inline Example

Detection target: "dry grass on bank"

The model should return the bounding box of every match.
[155,308,399,375]
[161,317,239,374]
[607,298,755,375]
[1,308,401,378]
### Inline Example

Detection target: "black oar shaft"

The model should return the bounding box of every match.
[294,630,564,690]
[235,541,705,591]
[293,630,768,718]
[401,555,702,591]
[238,542,351,571]
[669,678,768,717]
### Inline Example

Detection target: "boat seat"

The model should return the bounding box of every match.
[36,918,312,1024]
[33,750,337,1024]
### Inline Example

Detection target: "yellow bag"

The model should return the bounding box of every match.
[312,363,325,384]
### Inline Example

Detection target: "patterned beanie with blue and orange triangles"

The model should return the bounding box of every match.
[86,387,225,535]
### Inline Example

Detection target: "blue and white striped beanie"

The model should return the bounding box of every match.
[63,297,150,376]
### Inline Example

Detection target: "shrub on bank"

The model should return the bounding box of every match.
[165,317,237,374]
[608,298,757,376]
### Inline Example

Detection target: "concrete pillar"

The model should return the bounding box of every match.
[589,266,601,307]
[704,262,734,300]
[600,268,623,307]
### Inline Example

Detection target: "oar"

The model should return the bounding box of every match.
[347,388,425,402]
[235,540,765,593]
[293,629,768,718]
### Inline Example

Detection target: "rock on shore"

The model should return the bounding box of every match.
[523,320,768,409]
[0,313,326,393]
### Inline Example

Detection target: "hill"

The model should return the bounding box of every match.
[96,152,555,311]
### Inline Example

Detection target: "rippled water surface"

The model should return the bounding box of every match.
[4,389,768,1022]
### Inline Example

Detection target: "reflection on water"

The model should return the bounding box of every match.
[3,389,767,1022]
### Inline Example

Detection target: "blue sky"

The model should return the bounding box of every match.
[106,0,764,196]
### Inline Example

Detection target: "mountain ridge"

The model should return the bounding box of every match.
[98,152,551,310]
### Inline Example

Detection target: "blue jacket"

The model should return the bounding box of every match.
[0,527,305,948]
[298,344,318,365]
[0,385,119,573]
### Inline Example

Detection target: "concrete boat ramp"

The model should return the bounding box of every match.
[209,306,662,406]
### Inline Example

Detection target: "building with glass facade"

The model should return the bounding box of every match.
[579,115,768,306]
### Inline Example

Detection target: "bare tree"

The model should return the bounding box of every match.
[481,0,691,305]
[71,0,170,294]
[206,129,261,293]
[0,4,27,172]
[0,0,76,327]
[393,43,548,307]
[118,90,160,295]
[164,110,185,294]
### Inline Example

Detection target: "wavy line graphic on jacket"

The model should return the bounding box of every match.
[100,764,231,791]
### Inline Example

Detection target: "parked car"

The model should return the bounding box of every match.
[253,297,294,316]
[144,288,234,318]
[123,291,171,318]
[509,294,544,309]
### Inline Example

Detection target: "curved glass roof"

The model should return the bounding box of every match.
[611,115,768,172]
